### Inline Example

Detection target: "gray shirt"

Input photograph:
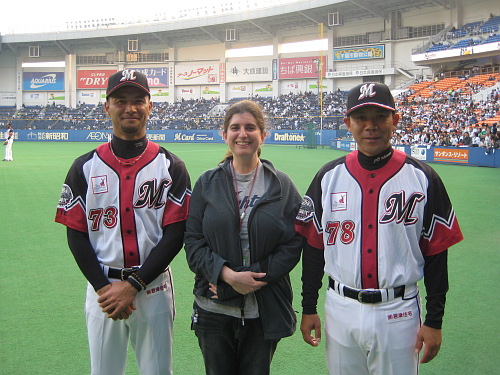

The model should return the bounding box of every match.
[195,162,267,318]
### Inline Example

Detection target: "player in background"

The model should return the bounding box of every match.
[296,82,463,375]
[184,100,303,375]
[3,122,14,161]
[55,70,191,375]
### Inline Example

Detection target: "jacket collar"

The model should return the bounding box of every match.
[219,158,282,201]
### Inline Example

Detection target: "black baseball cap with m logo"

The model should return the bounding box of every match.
[346,82,396,116]
[106,69,150,98]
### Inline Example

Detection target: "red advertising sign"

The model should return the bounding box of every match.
[279,56,326,79]
[77,70,117,89]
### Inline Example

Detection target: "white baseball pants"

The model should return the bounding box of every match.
[4,140,13,161]
[324,286,421,375]
[85,269,175,375]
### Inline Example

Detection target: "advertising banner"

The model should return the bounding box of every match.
[201,86,220,95]
[175,64,219,85]
[78,90,101,103]
[333,143,497,167]
[229,84,251,94]
[23,92,48,105]
[326,67,395,78]
[0,93,16,106]
[434,148,469,163]
[78,68,170,89]
[253,83,273,95]
[279,56,326,79]
[23,72,64,91]
[130,67,169,87]
[77,70,116,89]
[281,80,305,93]
[15,129,335,145]
[13,130,499,166]
[333,45,385,61]
[410,45,484,62]
[226,60,273,82]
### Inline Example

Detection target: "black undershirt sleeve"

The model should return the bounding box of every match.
[67,221,186,292]
[423,249,449,329]
[301,240,325,315]
[67,227,110,292]
[134,220,186,286]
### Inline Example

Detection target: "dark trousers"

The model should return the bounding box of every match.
[192,304,279,375]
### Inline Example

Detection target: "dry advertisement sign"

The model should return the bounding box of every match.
[77,70,117,89]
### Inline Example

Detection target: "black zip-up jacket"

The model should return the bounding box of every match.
[184,158,303,340]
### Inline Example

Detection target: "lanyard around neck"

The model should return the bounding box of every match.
[231,161,259,230]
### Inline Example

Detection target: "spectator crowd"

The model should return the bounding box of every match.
[1,76,499,151]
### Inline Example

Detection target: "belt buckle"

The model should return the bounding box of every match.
[357,290,379,303]
[357,290,365,303]
[120,266,139,280]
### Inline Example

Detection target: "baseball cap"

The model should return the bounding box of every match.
[345,82,395,116]
[106,69,150,98]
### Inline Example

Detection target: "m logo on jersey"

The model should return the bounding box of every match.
[379,191,425,225]
[134,178,172,209]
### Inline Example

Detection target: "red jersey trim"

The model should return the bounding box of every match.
[346,150,406,289]
[96,142,161,267]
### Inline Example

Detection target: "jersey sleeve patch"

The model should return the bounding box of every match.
[295,196,324,249]
[296,196,315,222]
[54,184,88,232]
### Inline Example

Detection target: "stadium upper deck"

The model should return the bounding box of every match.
[0,0,498,108]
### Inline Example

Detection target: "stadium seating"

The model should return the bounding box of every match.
[1,75,498,141]
[426,43,450,52]
[479,16,500,33]
[424,17,500,53]
[450,38,475,49]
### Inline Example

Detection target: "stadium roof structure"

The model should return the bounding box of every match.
[1,0,453,53]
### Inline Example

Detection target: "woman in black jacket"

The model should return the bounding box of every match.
[184,100,303,375]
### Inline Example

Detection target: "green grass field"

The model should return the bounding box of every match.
[0,142,499,375]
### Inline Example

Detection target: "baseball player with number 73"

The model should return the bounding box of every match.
[295,83,463,375]
[55,70,191,375]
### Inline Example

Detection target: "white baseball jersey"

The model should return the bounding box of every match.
[55,141,191,269]
[296,149,463,289]
[55,140,190,375]
[4,127,14,161]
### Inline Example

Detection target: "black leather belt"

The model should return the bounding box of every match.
[108,266,140,280]
[329,277,404,304]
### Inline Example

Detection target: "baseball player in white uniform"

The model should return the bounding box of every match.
[3,122,14,161]
[55,70,191,375]
[296,83,464,375]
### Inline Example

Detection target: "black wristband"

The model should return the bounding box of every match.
[130,272,147,289]
[126,277,143,292]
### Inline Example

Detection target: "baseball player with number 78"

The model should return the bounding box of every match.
[295,82,463,375]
